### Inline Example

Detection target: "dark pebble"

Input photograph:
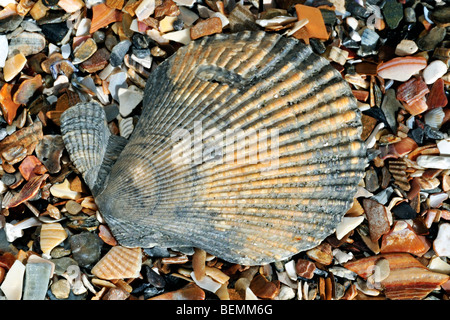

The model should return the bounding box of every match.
[69,232,102,268]
[408,127,424,145]
[383,0,403,29]
[42,0,59,7]
[346,1,371,19]
[404,7,416,23]
[143,246,170,257]
[392,201,417,219]
[132,47,151,59]
[424,125,446,140]
[309,38,327,54]
[104,104,119,122]
[110,40,131,67]
[1,173,16,186]
[417,26,446,51]
[362,107,389,129]
[0,14,23,33]
[430,5,450,26]
[132,33,153,49]
[366,148,381,161]
[173,18,185,31]
[320,8,336,25]
[144,265,166,288]
[40,22,69,44]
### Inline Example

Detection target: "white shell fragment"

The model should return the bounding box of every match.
[434,223,450,257]
[335,216,364,240]
[0,260,26,300]
[118,86,144,117]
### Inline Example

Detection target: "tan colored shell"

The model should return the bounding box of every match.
[40,223,67,255]
[61,31,366,265]
[91,246,142,280]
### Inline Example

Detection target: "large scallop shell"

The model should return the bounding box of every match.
[61,31,366,265]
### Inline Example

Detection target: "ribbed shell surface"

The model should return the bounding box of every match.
[95,31,366,265]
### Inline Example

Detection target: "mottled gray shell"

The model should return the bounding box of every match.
[61,31,366,265]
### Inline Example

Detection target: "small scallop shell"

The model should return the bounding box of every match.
[424,107,445,129]
[91,246,142,280]
[40,222,68,255]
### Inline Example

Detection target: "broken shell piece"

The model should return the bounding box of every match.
[0,83,21,126]
[35,135,65,174]
[5,173,48,208]
[118,85,143,117]
[149,283,205,300]
[3,52,27,82]
[380,221,430,256]
[22,262,53,300]
[377,56,427,82]
[91,246,142,280]
[433,223,450,257]
[90,3,122,34]
[57,0,84,13]
[40,222,68,255]
[50,178,81,200]
[13,74,43,105]
[8,32,45,58]
[0,260,25,300]
[344,253,449,300]
[191,271,222,293]
[335,216,364,240]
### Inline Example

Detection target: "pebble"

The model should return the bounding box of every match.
[69,232,102,267]
[422,60,448,85]
[382,0,403,29]
[50,279,71,299]
[433,223,450,257]
[417,27,446,52]
[295,259,316,279]
[395,40,418,57]
[40,22,69,44]
[110,39,131,67]
[65,200,83,215]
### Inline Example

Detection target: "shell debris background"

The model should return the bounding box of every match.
[0,0,448,303]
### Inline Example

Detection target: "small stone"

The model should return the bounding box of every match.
[110,39,131,67]
[51,257,78,276]
[35,135,65,174]
[430,5,450,27]
[395,39,418,57]
[382,0,403,29]
[363,198,391,242]
[381,89,402,133]
[416,26,446,52]
[391,201,417,219]
[131,47,150,59]
[73,38,98,64]
[404,7,416,23]
[65,200,82,215]
[295,259,316,279]
[306,242,333,265]
[423,60,448,85]
[346,0,370,19]
[93,30,105,43]
[69,232,102,267]
[51,279,71,299]
[365,167,379,192]
[40,22,69,44]
[144,265,166,288]
[190,17,223,40]
[80,47,110,73]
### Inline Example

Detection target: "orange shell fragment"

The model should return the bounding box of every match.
[293,4,329,41]
[90,3,123,34]
[0,83,21,125]
[344,253,449,300]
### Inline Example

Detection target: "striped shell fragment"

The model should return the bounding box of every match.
[60,31,367,265]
